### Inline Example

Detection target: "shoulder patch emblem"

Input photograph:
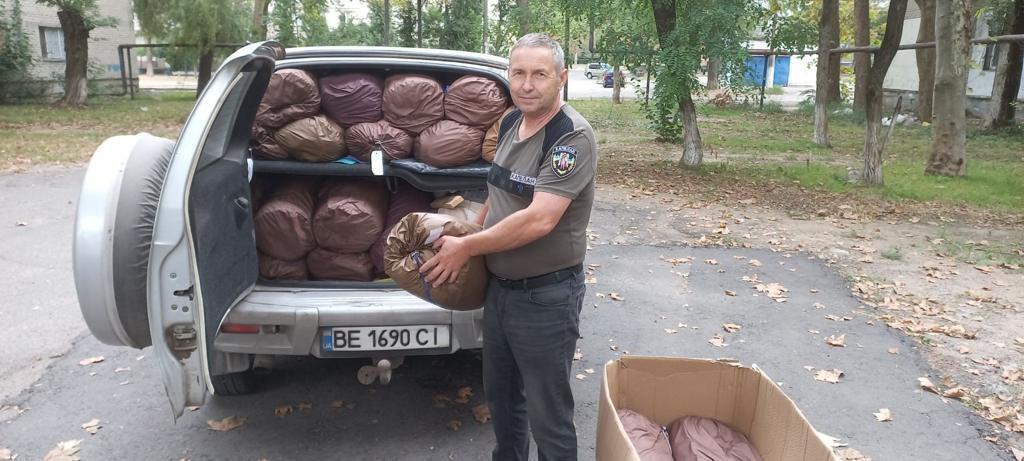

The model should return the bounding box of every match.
[550,146,578,178]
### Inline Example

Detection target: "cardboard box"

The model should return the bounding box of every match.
[597,356,838,461]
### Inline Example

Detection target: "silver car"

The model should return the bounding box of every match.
[73,42,503,418]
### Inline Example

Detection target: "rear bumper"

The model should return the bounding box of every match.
[212,286,484,358]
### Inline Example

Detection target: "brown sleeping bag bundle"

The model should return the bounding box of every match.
[274,114,347,162]
[319,73,384,127]
[306,248,374,281]
[254,69,321,129]
[617,409,674,461]
[383,213,487,310]
[482,107,515,163]
[313,179,389,253]
[345,120,414,162]
[667,416,763,461]
[382,74,444,134]
[369,180,435,276]
[259,253,308,280]
[444,75,509,129]
[252,124,288,160]
[414,120,485,168]
[254,178,319,261]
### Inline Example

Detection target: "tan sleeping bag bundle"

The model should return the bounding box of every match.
[444,75,509,129]
[345,120,414,162]
[254,69,321,129]
[369,180,435,276]
[319,73,384,127]
[414,120,485,168]
[383,213,487,310]
[382,74,445,134]
[252,124,288,160]
[259,254,308,280]
[306,248,374,281]
[254,178,320,261]
[482,107,515,163]
[667,416,763,461]
[313,179,389,253]
[274,114,347,162]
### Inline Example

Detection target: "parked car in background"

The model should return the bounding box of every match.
[585,62,611,79]
[602,69,625,88]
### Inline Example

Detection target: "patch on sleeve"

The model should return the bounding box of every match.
[550,146,578,178]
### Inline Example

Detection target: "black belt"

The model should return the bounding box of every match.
[495,264,583,290]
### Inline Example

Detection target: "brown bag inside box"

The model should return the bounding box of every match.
[383,213,487,310]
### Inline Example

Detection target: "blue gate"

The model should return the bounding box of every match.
[773,56,791,87]
[743,56,768,86]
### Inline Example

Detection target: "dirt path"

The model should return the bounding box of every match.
[596,183,1024,457]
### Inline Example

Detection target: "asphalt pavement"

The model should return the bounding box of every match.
[0,167,1009,460]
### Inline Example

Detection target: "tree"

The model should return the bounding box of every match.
[983,0,1024,129]
[861,0,908,186]
[135,0,247,96]
[34,0,115,106]
[813,0,838,146]
[913,0,936,122]
[517,0,530,35]
[0,0,34,102]
[706,58,721,90]
[595,0,655,104]
[439,0,484,51]
[926,0,974,177]
[853,0,870,110]
[648,0,761,167]
[397,0,418,47]
[489,0,519,55]
[269,0,300,46]
[253,0,271,40]
[826,4,841,103]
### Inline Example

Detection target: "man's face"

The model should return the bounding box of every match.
[508,46,567,116]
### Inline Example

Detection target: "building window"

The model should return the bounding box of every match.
[983,43,1001,71]
[39,27,65,60]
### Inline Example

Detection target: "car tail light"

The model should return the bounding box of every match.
[220,323,260,334]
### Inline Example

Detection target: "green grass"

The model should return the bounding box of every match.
[0,91,193,168]
[881,247,904,261]
[764,86,785,95]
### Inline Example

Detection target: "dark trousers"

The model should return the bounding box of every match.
[483,270,585,461]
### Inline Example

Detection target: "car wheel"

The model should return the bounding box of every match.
[586,72,592,79]
[211,371,256,396]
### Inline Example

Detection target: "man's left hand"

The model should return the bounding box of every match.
[419,235,472,287]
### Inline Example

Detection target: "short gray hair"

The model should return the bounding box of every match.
[510,33,565,72]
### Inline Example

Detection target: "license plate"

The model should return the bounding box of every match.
[321,325,450,352]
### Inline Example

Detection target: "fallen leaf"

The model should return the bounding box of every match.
[888,348,899,354]
[975,265,995,274]
[455,386,473,404]
[274,405,293,417]
[0,448,13,461]
[78,356,104,366]
[81,418,101,435]
[814,369,844,384]
[749,259,762,267]
[959,346,971,354]
[724,290,737,297]
[446,419,463,431]
[186,406,200,412]
[298,402,312,411]
[207,415,246,432]
[836,447,873,461]
[472,404,492,423]
[873,408,892,422]
[814,302,827,310]
[722,323,742,333]
[708,334,726,347]
[1011,447,1024,461]
[918,377,938,394]
[43,440,82,461]
[330,400,344,409]
[573,349,583,361]
[608,293,624,301]
[826,334,847,347]
[575,373,587,380]
[943,387,967,399]
[664,328,678,334]
[585,368,595,374]
[609,344,619,351]
[114,367,131,373]
[596,293,606,299]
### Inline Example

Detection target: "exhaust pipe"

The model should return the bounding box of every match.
[252,354,274,375]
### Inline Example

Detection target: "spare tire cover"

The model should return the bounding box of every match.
[306,249,375,281]
[254,69,321,129]
[345,120,414,162]
[384,213,487,310]
[444,75,509,129]
[313,178,389,253]
[382,74,444,134]
[274,115,347,162]
[259,253,308,280]
[414,120,485,168]
[254,178,319,261]
[320,73,384,127]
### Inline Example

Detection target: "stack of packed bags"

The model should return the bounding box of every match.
[618,409,763,461]
[253,176,485,283]
[251,69,511,167]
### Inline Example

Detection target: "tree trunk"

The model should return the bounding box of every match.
[588,19,595,53]
[612,64,622,104]
[56,9,90,107]
[914,0,936,122]
[196,49,214,97]
[253,0,270,40]
[384,0,391,46]
[679,95,703,167]
[145,39,155,77]
[926,0,973,177]
[862,0,909,186]
[517,0,530,35]
[814,0,839,146]
[853,0,870,110]
[706,58,721,90]
[417,0,423,48]
[826,2,842,103]
[983,0,1024,130]
[482,0,489,53]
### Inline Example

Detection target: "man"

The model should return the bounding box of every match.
[420,33,597,461]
